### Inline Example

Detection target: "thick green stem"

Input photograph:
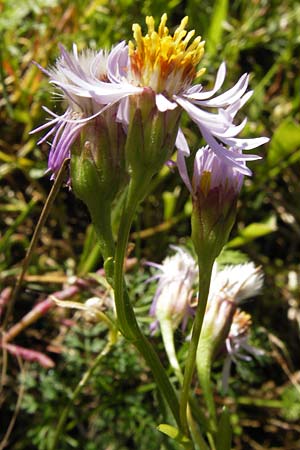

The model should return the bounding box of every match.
[113,175,180,427]
[179,263,214,437]
[196,341,217,431]
[160,320,210,449]
[90,200,115,262]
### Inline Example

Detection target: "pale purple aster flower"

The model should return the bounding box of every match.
[32,15,269,179]
[185,146,248,263]
[91,15,268,174]
[197,263,264,391]
[147,246,198,333]
[198,262,264,359]
[30,44,131,176]
[179,144,247,198]
[209,262,264,304]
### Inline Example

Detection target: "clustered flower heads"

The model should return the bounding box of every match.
[149,250,264,370]
[32,14,268,183]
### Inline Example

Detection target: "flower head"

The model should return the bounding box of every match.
[209,262,264,304]
[31,46,106,174]
[199,262,263,359]
[95,15,268,173]
[31,45,129,180]
[32,14,269,181]
[186,146,246,264]
[148,246,198,333]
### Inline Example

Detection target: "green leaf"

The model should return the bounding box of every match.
[227,215,277,248]
[267,118,300,177]
[157,424,179,440]
[78,225,102,275]
[207,0,229,57]
[157,424,191,447]
[215,407,232,450]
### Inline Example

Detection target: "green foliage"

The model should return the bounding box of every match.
[281,386,300,422]
[1,0,300,449]
[18,323,167,450]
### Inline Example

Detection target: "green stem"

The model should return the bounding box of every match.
[160,320,210,448]
[160,319,183,383]
[196,341,217,431]
[187,405,210,450]
[179,262,214,437]
[90,200,115,262]
[113,175,180,427]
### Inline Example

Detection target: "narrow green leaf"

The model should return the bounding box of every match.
[227,216,277,248]
[157,424,191,447]
[157,424,180,440]
[207,0,229,57]
[215,407,232,450]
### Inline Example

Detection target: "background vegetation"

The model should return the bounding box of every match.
[1,0,300,449]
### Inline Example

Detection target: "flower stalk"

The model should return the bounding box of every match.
[113,173,181,426]
[179,260,214,437]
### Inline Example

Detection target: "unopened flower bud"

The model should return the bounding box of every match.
[190,146,245,265]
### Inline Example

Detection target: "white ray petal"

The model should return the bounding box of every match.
[156,94,178,112]
[185,62,227,101]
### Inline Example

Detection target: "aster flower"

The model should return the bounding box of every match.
[198,262,264,361]
[31,44,127,177]
[96,14,268,173]
[185,145,247,265]
[148,246,198,333]
[31,44,130,260]
[208,262,264,305]
[196,262,264,417]
[147,246,198,378]
[33,15,269,178]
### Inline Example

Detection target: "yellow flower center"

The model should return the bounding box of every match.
[128,14,205,94]
[232,310,252,336]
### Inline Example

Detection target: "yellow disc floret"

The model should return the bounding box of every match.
[128,14,205,94]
